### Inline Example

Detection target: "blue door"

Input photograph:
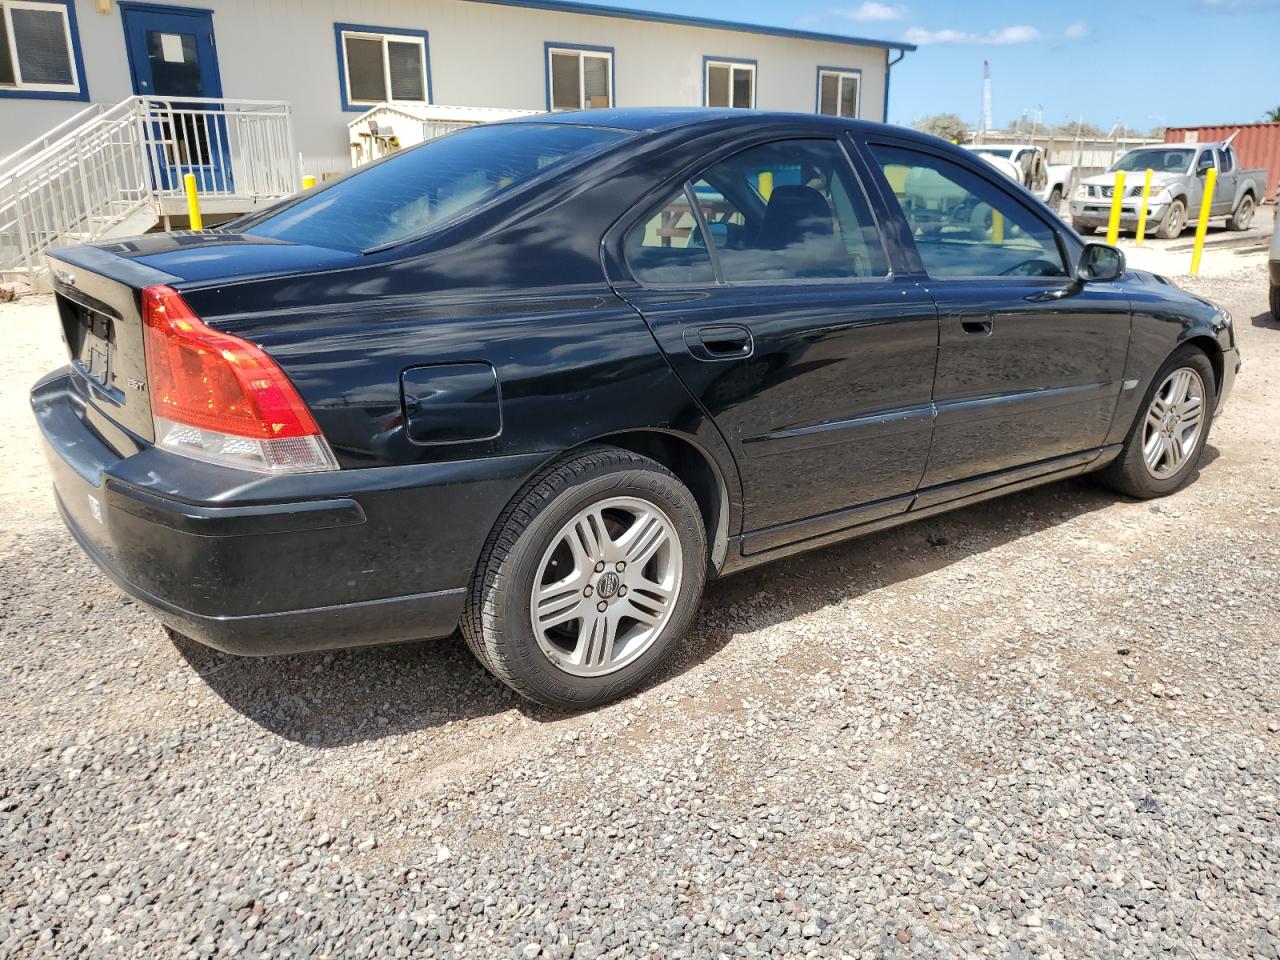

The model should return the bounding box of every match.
[121,4,231,193]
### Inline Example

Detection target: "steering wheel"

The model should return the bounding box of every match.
[999,258,1063,277]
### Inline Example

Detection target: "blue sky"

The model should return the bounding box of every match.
[589,0,1280,130]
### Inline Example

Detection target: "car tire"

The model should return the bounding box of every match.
[1226,194,1254,231]
[1156,198,1187,240]
[1272,283,1280,322]
[461,446,707,708]
[1073,219,1095,236]
[1047,187,1062,212]
[1097,345,1216,500]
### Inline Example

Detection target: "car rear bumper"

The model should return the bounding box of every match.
[32,368,545,656]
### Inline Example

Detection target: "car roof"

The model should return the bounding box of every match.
[511,106,896,137]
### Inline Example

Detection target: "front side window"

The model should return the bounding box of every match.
[548,47,612,110]
[871,143,1067,279]
[817,70,859,118]
[242,123,628,252]
[338,26,428,108]
[0,0,80,95]
[705,59,754,109]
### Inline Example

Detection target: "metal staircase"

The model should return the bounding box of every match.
[1,97,298,291]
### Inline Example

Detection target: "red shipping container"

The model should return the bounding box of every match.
[1166,122,1280,203]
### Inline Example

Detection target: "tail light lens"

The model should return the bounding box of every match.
[141,285,338,474]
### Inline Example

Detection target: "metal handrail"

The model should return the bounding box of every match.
[0,96,298,287]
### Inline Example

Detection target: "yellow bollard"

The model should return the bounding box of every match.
[758,171,773,201]
[301,175,316,190]
[1105,170,1126,246]
[1135,168,1153,246]
[1189,167,1216,276]
[991,209,1004,244]
[183,173,202,231]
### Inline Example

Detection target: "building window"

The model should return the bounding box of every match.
[817,69,860,118]
[0,0,83,98]
[546,45,612,111]
[336,24,429,110]
[705,58,755,109]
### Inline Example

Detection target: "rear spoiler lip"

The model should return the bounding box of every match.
[46,244,181,293]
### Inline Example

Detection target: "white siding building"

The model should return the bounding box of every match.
[0,0,914,178]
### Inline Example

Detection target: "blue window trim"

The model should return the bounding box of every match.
[0,0,90,102]
[814,65,862,117]
[468,0,915,52]
[702,56,757,109]
[543,41,615,112]
[334,22,433,113]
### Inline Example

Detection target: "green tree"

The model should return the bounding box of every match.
[1264,106,1280,122]
[1053,121,1104,138]
[912,112,969,143]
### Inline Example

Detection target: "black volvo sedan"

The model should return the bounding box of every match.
[34,109,1239,707]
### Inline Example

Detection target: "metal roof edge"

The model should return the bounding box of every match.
[461,0,917,52]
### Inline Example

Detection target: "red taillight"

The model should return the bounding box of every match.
[141,285,337,474]
[142,284,319,439]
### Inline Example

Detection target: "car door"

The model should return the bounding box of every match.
[606,136,939,551]
[1214,147,1237,214]
[1190,149,1215,215]
[859,136,1131,493]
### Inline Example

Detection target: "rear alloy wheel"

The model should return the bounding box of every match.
[1047,187,1063,212]
[530,497,683,677]
[1227,195,1254,231]
[462,447,706,708]
[1156,199,1186,240]
[1099,346,1215,499]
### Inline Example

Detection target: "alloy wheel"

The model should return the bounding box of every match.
[1142,367,1206,480]
[529,497,683,677]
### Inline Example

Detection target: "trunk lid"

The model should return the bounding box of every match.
[45,233,357,455]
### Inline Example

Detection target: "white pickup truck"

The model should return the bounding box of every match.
[963,144,1071,210]
[1069,141,1266,239]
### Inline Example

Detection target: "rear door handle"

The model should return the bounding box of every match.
[685,324,754,361]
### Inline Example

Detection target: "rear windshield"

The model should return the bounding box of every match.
[242,123,629,252]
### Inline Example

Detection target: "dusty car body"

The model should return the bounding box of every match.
[1071,141,1266,239]
[964,143,1071,208]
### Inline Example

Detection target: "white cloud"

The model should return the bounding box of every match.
[843,2,908,20]
[1064,21,1088,39]
[902,24,1040,45]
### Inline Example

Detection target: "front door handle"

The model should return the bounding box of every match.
[961,319,993,336]
[686,324,754,361]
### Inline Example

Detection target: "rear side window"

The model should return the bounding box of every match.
[704,139,885,281]
[625,186,716,285]
[242,123,628,252]
[871,144,1067,279]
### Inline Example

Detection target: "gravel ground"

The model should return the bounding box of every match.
[1,262,1278,959]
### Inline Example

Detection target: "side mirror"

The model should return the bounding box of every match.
[1077,242,1125,282]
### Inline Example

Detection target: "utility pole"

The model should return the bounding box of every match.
[980,59,992,143]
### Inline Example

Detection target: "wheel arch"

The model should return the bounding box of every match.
[1178,333,1225,395]
[573,429,736,574]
